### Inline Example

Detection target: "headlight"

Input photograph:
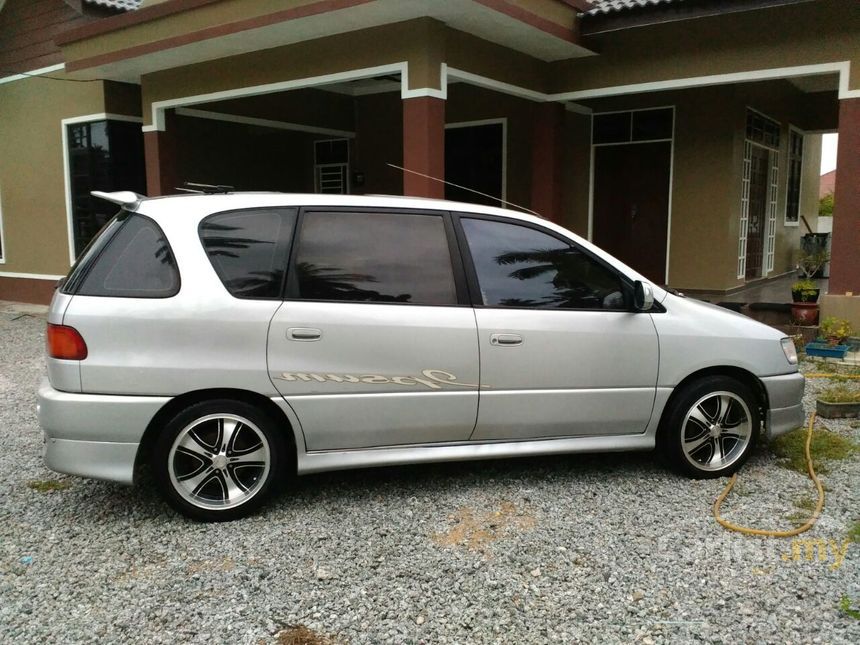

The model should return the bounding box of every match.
[781,337,799,365]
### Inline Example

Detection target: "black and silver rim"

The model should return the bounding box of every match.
[168,413,271,510]
[681,391,752,471]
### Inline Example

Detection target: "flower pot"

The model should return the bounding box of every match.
[804,342,850,359]
[790,288,820,303]
[791,302,819,326]
[816,399,860,419]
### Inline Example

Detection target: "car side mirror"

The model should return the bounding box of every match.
[633,281,654,311]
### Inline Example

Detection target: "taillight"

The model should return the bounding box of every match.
[46,324,88,360]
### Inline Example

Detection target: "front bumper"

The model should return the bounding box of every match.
[37,379,169,485]
[761,372,806,440]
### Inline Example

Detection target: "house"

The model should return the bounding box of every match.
[1,0,858,326]
[820,169,836,198]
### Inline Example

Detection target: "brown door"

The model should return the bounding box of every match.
[593,142,671,284]
[745,145,770,279]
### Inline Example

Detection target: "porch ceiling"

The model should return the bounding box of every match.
[59,0,594,83]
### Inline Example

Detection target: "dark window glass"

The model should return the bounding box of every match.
[632,108,673,141]
[786,130,803,224]
[67,120,146,258]
[200,208,296,299]
[462,218,626,310]
[294,211,457,305]
[593,112,631,145]
[746,110,781,149]
[77,214,179,298]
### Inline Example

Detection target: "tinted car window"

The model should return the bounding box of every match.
[200,208,296,299]
[294,211,457,305]
[76,214,179,298]
[461,218,626,310]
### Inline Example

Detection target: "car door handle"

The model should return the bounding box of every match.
[490,333,523,347]
[287,327,322,341]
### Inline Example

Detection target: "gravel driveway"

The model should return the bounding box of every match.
[1,309,858,644]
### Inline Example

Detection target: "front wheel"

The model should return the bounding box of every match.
[659,376,760,479]
[153,400,284,521]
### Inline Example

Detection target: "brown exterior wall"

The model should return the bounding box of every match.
[553,0,860,94]
[0,275,57,304]
[0,0,111,74]
[578,80,831,291]
[0,75,106,277]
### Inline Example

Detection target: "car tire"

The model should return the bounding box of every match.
[659,376,760,479]
[153,400,285,521]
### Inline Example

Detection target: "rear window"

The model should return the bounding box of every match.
[199,208,297,299]
[65,212,179,298]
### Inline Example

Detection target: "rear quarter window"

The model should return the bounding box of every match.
[70,213,180,298]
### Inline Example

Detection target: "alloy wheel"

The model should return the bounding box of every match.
[680,391,753,472]
[168,413,271,510]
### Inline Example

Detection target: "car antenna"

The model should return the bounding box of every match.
[175,182,235,194]
[386,163,542,217]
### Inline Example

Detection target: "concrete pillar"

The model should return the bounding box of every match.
[143,110,178,197]
[821,97,860,328]
[402,96,445,198]
[531,102,565,222]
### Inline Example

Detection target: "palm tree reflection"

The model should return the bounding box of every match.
[495,247,623,309]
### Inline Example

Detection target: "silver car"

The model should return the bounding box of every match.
[38,192,804,521]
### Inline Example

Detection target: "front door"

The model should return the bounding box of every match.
[592,141,671,284]
[745,145,770,279]
[267,209,479,451]
[457,216,659,441]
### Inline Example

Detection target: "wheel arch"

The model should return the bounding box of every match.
[135,388,298,477]
[659,366,769,434]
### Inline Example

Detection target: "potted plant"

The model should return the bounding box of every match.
[805,316,853,359]
[816,383,860,419]
[790,249,829,325]
[790,278,820,303]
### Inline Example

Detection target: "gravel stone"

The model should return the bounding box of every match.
[0,309,858,643]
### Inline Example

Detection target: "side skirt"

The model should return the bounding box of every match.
[296,432,657,475]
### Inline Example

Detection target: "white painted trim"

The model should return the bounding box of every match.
[665,109,676,286]
[0,271,65,281]
[783,124,804,227]
[0,63,65,86]
[146,62,449,132]
[550,61,857,101]
[175,107,356,138]
[61,113,144,266]
[444,118,508,207]
[564,102,592,115]
[0,181,5,263]
[447,67,546,102]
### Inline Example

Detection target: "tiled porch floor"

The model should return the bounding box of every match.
[688,274,828,304]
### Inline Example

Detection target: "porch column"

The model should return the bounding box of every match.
[531,102,565,222]
[821,97,860,327]
[143,110,178,197]
[402,96,445,198]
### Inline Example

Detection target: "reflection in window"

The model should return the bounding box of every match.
[294,211,457,305]
[200,209,296,298]
[462,218,625,310]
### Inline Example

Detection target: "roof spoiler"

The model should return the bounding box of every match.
[90,190,145,209]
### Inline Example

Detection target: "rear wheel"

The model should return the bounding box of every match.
[153,400,284,521]
[659,376,760,478]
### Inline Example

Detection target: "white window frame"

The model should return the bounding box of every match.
[0,182,5,264]
[313,138,350,195]
[783,125,804,227]
[444,118,508,207]
[588,106,675,285]
[738,108,781,279]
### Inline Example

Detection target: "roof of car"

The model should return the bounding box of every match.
[136,191,545,224]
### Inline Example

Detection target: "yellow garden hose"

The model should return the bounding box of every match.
[713,411,824,537]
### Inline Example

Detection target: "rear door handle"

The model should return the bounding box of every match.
[490,333,523,347]
[287,327,322,341]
